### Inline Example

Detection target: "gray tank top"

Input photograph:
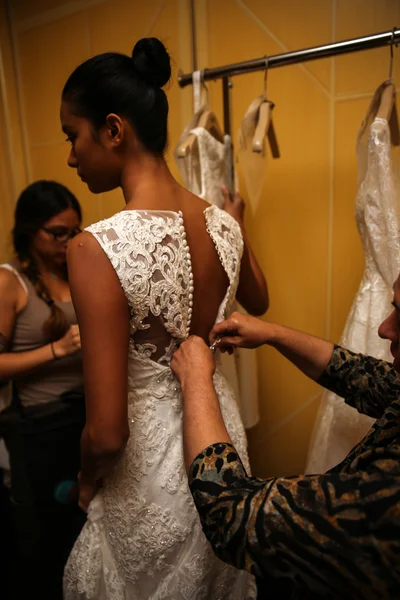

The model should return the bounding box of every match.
[1,264,83,406]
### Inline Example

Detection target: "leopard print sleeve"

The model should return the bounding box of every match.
[189,441,400,598]
[317,345,400,419]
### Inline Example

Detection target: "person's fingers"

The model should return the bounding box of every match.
[217,336,241,349]
[209,318,236,344]
[218,345,234,354]
[191,335,208,349]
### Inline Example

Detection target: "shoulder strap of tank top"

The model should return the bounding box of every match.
[0,263,29,295]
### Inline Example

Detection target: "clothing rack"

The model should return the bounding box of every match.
[178,28,400,136]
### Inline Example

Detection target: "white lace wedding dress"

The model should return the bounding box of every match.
[63,206,255,599]
[306,81,400,473]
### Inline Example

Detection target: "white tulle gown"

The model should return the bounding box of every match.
[306,81,400,474]
[63,206,255,599]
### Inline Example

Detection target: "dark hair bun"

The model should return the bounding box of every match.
[131,38,171,88]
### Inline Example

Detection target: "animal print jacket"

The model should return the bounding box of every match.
[189,346,400,599]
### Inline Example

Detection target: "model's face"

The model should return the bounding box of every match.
[60,101,122,194]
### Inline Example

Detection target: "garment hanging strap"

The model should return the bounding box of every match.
[192,70,202,113]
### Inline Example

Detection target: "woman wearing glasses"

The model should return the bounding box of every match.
[0,180,85,600]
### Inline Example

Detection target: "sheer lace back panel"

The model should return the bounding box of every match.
[86,206,243,364]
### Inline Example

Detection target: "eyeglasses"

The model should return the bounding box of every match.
[41,226,82,243]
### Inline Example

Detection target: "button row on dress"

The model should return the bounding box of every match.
[178,212,193,334]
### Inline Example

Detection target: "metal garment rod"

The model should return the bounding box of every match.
[178,28,400,87]
[222,76,234,191]
[222,77,232,135]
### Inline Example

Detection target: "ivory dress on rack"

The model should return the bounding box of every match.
[307,80,400,474]
[175,113,260,429]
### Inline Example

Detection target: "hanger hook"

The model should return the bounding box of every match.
[389,27,398,79]
[263,56,269,98]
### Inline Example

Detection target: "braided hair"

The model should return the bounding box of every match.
[12,180,82,342]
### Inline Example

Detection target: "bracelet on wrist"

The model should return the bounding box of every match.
[51,342,60,360]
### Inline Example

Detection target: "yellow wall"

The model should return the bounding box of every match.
[0,0,399,477]
[0,0,28,262]
[199,0,400,477]
[2,0,194,227]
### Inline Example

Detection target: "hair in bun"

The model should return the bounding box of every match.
[131,38,171,88]
[62,37,171,155]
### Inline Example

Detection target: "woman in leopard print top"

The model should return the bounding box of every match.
[171,293,400,599]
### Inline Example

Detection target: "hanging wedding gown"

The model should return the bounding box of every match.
[63,207,255,599]
[175,122,260,429]
[306,80,400,474]
[175,124,227,209]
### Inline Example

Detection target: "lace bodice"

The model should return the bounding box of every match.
[86,205,243,364]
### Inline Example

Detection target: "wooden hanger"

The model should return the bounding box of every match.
[252,101,280,157]
[176,108,225,158]
[197,109,224,141]
[251,57,280,158]
[176,70,225,159]
[176,108,203,158]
